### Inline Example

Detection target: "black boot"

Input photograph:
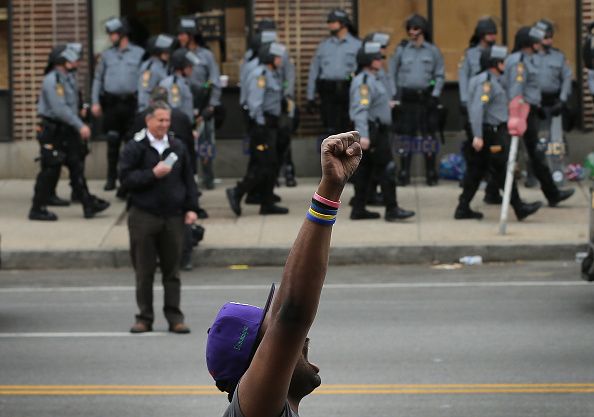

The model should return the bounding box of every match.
[226,187,242,216]
[547,188,575,207]
[83,198,110,219]
[28,206,58,221]
[259,204,289,215]
[47,195,70,207]
[483,193,503,205]
[514,201,543,221]
[385,206,415,222]
[104,177,116,191]
[454,204,484,220]
[350,208,380,220]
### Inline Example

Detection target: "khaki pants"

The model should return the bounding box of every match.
[127,206,185,326]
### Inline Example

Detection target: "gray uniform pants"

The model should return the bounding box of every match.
[127,206,185,326]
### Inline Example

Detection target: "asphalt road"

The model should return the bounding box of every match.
[1,261,594,417]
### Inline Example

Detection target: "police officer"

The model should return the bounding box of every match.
[30,47,109,221]
[454,46,542,221]
[349,42,415,222]
[307,8,361,135]
[177,17,222,190]
[241,25,298,193]
[505,26,574,206]
[535,19,572,123]
[137,34,175,112]
[91,17,144,192]
[226,42,289,216]
[159,48,201,126]
[458,17,501,204]
[390,14,445,186]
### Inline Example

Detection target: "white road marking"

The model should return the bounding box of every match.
[0,281,587,294]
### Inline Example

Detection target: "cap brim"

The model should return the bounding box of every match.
[247,283,275,363]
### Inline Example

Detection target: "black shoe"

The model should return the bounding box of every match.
[350,209,381,220]
[245,193,262,205]
[28,206,58,221]
[83,200,110,219]
[426,173,438,186]
[47,195,70,207]
[385,207,415,222]
[454,205,484,220]
[104,178,116,191]
[71,193,81,204]
[483,193,503,205]
[272,193,282,203]
[368,192,384,206]
[196,207,209,219]
[548,189,575,207]
[115,187,128,200]
[259,204,289,215]
[226,187,242,216]
[514,201,543,221]
[285,177,297,187]
[90,197,110,212]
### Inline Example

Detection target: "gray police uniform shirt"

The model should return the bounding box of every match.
[458,45,485,104]
[240,48,295,106]
[223,385,298,417]
[137,57,169,111]
[188,47,222,107]
[247,65,282,125]
[389,40,445,97]
[376,67,396,98]
[349,69,392,138]
[38,69,84,130]
[91,44,145,104]
[467,71,508,139]
[537,47,572,102]
[159,75,194,124]
[306,33,362,100]
[503,51,541,106]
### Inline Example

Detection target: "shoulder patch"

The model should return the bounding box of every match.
[257,75,266,89]
[359,83,369,105]
[171,84,180,104]
[480,94,490,103]
[142,70,151,88]
[55,83,65,97]
[134,128,146,142]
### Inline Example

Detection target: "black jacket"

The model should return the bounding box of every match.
[119,129,199,217]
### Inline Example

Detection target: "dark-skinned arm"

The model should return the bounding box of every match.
[237,131,362,417]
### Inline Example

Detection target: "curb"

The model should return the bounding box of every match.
[1,243,587,270]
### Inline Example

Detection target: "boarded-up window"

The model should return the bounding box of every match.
[433,0,501,81]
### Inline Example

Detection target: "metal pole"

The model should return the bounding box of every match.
[499,135,519,235]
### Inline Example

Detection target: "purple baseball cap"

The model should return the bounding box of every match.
[206,283,275,385]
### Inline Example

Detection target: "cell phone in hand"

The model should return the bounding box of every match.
[163,152,178,168]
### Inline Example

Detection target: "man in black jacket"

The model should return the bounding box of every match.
[119,101,199,334]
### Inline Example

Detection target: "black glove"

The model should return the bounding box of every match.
[306,100,317,115]
[429,96,440,109]
[550,101,565,117]
[459,102,468,117]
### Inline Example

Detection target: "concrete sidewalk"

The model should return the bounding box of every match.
[0,178,590,269]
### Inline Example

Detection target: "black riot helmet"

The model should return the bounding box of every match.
[513,26,544,52]
[170,48,200,71]
[405,14,431,42]
[327,8,350,25]
[147,34,175,56]
[258,42,286,65]
[356,41,383,68]
[105,17,129,36]
[256,19,276,32]
[536,19,554,38]
[45,44,66,74]
[248,30,277,60]
[479,45,508,71]
[363,32,390,48]
[469,17,497,47]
